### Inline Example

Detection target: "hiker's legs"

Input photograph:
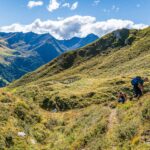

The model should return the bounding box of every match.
[133,86,142,99]
[118,98,125,103]
[137,88,142,99]
[118,98,122,103]
[122,98,125,103]
[133,87,137,97]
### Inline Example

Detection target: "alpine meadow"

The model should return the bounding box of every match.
[0,0,150,150]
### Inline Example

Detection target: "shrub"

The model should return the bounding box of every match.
[5,134,14,148]
[14,102,29,120]
[83,92,95,98]
[32,125,48,144]
[25,114,41,124]
[115,121,138,143]
[0,97,12,103]
[44,119,65,130]
[0,107,10,123]
[115,80,126,85]
[0,135,5,149]
[141,101,150,121]
[41,98,56,110]
[55,96,71,111]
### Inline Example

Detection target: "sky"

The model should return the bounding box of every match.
[0,0,149,39]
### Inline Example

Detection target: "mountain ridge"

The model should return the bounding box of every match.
[11,28,141,86]
[0,32,98,87]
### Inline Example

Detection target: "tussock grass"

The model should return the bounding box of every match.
[1,27,150,149]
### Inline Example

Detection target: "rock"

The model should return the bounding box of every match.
[113,31,121,41]
[18,132,26,137]
[52,108,57,113]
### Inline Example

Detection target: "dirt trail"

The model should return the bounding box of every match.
[108,108,118,132]
[106,108,118,150]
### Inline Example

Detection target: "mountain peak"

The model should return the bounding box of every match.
[0,31,98,87]
[86,33,99,38]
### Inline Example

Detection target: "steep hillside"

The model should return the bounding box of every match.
[11,27,150,88]
[0,32,98,87]
[1,27,150,149]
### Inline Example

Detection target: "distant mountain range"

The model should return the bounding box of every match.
[0,32,98,86]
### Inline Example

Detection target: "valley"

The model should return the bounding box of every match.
[0,32,98,87]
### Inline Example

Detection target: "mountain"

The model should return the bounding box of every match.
[0,32,98,87]
[0,27,149,149]
[58,33,99,50]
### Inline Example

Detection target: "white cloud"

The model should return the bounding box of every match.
[47,0,60,12]
[27,1,43,8]
[103,9,110,13]
[62,3,70,8]
[93,0,100,6]
[62,2,78,10]
[47,1,79,12]
[0,15,148,40]
[103,5,120,13]
[112,5,120,12]
[70,2,78,10]
[57,17,64,20]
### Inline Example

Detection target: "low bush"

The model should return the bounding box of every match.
[32,125,49,144]
[0,107,10,123]
[115,121,138,143]
[41,98,56,110]
[44,119,65,130]
[0,97,12,103]
[0,135,5,149]
[5,135,14,148]
[14,102,29,120]
[141,100,150,121]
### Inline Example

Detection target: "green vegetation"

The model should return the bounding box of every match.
[0,27,150,149]
[0,32,98,87]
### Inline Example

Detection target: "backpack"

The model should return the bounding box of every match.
[131,76,142,86]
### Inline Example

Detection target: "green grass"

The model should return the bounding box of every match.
[0,27,150,149]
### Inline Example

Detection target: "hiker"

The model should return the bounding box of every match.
[131,76,149,99]
[117,92,127,104]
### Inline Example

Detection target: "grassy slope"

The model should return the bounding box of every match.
[1,27,150,149]
[0,32,98,88]
[0,43,16,64]
[0,42,17,86]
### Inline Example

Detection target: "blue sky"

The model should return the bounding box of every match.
[0,0,149,25]
[0,0,149,39]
